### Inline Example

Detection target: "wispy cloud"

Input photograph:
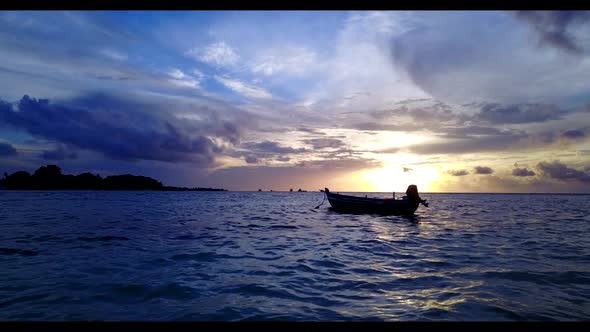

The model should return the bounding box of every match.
[215,76,272,99]
[187,41,239,67]
[167,68,201,89]
[302,138,344,149]
[241,140,308,155]
[251,46,317,76]
[100,49,128,61]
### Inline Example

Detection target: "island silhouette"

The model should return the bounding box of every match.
[0,165,226,191]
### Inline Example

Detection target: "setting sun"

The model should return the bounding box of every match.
[360,162,441,193]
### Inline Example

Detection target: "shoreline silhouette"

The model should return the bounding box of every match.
[0,164,226,191]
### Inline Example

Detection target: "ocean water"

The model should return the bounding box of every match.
[0,191,589,321]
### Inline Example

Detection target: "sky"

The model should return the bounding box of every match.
[0,10,589,192]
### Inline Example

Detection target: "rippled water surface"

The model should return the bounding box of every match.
[1,191,589,321]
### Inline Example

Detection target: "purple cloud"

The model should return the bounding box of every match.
[512,167,536,177]
[0,142,18,156]
[474,166,493,175]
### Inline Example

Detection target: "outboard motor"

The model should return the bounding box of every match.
[406,185,428,207]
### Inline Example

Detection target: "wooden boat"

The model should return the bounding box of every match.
[324,185,428,215]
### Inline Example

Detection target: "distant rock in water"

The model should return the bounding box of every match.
[0,164,227,191]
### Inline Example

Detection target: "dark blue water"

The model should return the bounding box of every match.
[1,191,589,321]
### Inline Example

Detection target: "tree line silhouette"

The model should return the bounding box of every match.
[0,165,226,191]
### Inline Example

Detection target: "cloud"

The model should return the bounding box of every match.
[0,94,246,165]
[187,41,239,67]
[242,141,308,154]
[215,76,272,99]
[405,133,527,155]
[536,160,590,183]
[100,49,128,61]
[244,155,258,164]
[473,103,565,124]
[167,68,201,89]
[447,169,468,176]
[514,11,590,55]
[436,126,509,139]
[251,46,317,76]
[297,127,325,135]
[560,129,585,139]
[0,142,17,156]
[397,126,588,156]
[390,12,590,104]
[512,167,536,177]
[302,138,344,149]
[295,157,382,170]
[473,166,494,175]
[41,145,78,160]
[276,156,291,162]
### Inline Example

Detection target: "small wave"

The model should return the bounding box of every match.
[32,235,63,242]
[172,234,206,241]
[267,225,299,230]
[484,270,590,286]
[77,236,130,242]
[0,247,39,256]
[292,263,321,274]
[348,267,391,275]
[103,282,198,301]
[221,283,342,307]
[308,258,347,269]
[0,293,49,309]
[486,304,525,320]
[246,216,274,222]
[170,252,218,262]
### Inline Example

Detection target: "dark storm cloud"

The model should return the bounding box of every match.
[473,103,564,124]
[241,141,308,154]
[0,94,245,165]
[369,103,461,123]
[41,145,78,161]
[447,169,468,176]
[244,156,258,164]
[302,138,345,149]
[512,167,536,177]
[473,166,493,175]
[0,142,17,156]
[560,129,585,139]
[537,160,590,182]
[514,11,590,55]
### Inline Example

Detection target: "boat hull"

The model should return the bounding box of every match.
[326,192,419,215]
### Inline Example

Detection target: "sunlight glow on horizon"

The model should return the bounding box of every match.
[360,164,441,193]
